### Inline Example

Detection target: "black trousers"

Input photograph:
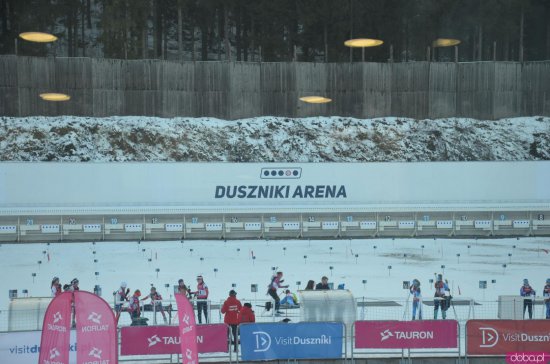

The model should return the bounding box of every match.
[197,301,208,323]
[523,299,533,319]
[268,290,280,311]
[229,324,238,352]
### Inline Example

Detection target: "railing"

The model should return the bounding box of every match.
[3,296,548,332]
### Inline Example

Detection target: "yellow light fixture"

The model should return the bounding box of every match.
[299,96,332,104]
[19,32,58,43]
[39,93,71,102]
[432,38,461,47]
[344,38,383,48]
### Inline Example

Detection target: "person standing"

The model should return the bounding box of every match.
[114,282,130,323]
[193,275,209,324]
[267,271,288,314]
[520,279,536,319]
[410,279,422,320]
[434,274,449,319]
[221,290,242,352]
[177,279,190,298]
[141,286,167,324]
[315,276,331,290]
[543,278,550,319]
[69,278,80,291]
[128,289,142,322]
[51,277,62,297]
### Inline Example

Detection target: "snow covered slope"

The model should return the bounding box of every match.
[0,116,548,162]
[2,237,549,315]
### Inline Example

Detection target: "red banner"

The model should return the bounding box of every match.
[74,291,118,364]
[467,320,550,356]
[355,320,458,349]
[120,324,229,355]
[175,293,199,364]
[38,292,73,364]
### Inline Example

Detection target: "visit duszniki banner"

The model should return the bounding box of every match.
[240,322,344,361]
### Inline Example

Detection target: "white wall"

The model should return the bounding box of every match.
[0,162,549,211]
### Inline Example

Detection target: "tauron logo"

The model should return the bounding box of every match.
[261,168,302,179]
[49,348,60,359]
[148,335,162,347]
[380,329,394,341]
[182,314,190,326]
[89,347,102,359]
[53,312,62,324]
[88,312,102,324]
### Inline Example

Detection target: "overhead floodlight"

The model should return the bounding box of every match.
[39,93,71,102]
[19,32,58,43]
[299,96,332,104]
[432,38,461,47]
[344,38,383,48]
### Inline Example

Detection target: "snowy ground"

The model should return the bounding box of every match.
[0,116,549,162]
[1,236,549,327]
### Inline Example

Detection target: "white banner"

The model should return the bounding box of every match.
[1,162,549,211]
[0,331,76,364]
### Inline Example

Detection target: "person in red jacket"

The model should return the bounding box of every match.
[239,303,256,324]
[221,290,242,352]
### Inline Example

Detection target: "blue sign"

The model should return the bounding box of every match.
[240,322,343,361]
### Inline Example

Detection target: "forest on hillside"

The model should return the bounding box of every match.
[1,0,549,62]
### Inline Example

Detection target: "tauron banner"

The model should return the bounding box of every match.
[354,320,459,349]
[240,322,344,361]
[467,320,550,355]
[38,291,73,364]
[120,324,228,355]
[175,293,198,364]
[74,291,117,364]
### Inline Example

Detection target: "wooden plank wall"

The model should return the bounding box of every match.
[0,55,548,119]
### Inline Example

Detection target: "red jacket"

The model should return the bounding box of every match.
[221,296,242,325]
[239,306,256,324]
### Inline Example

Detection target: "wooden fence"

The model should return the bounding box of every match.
[0,56,549,119]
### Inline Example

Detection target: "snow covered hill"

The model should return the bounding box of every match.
[0,116,549,162]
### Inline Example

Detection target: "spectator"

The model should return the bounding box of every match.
[315,276,331,290]
[305,280,315,290]
[267,271,288,314]
[193,275,209,324]
[69,278,79,292]
[141,286,167,324]
[221,290,242,352]
[114,282,130,323]
[128,289,141,322]
[543,278,550,319]
[280,289,299,306]
[520,279,536,319]
[410,279,422,320]
[177,279,190,297]
[239,303,255,323]
[434,274,449,319]
[51,277,61,297]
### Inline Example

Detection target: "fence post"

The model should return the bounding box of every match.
[350,321,355,364]
[153,300,157,325]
